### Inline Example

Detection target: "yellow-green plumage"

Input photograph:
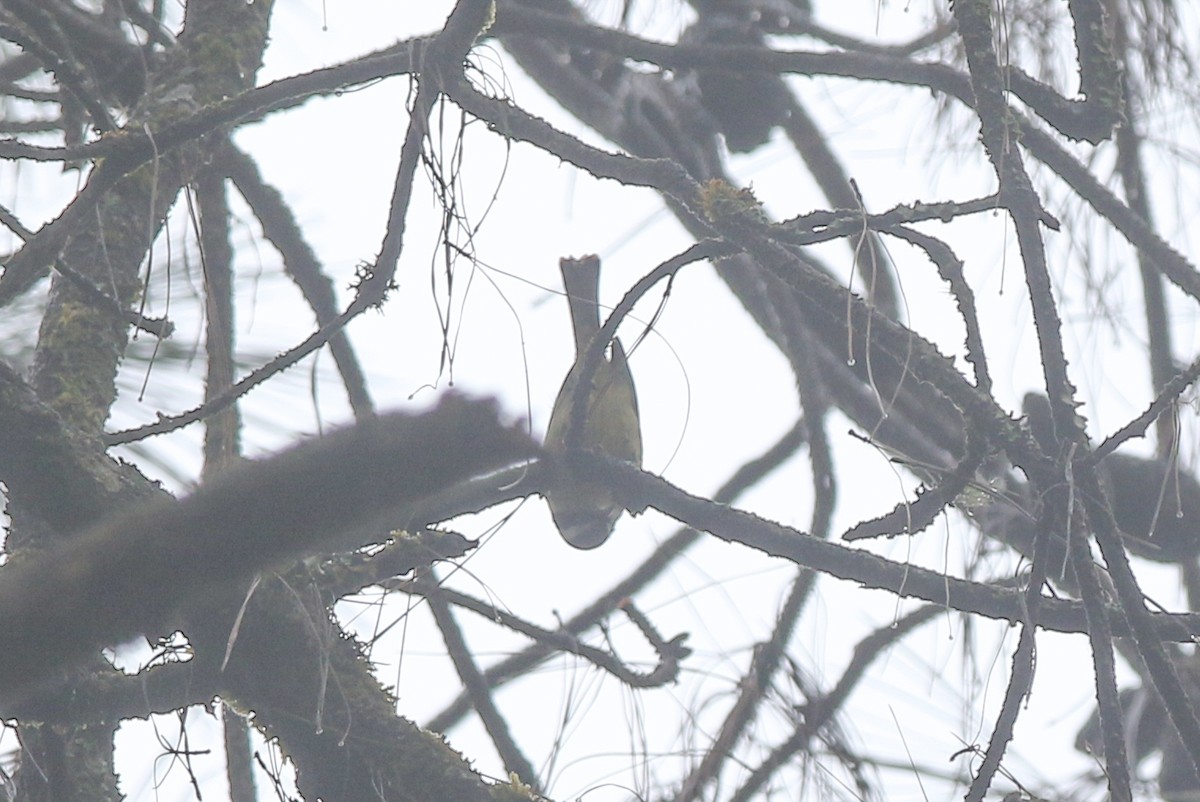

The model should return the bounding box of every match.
[544,256,642,549]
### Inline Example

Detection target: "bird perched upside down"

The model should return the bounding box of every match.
[681,5,793,153]
[544,256,643,549]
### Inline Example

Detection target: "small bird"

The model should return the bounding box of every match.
[681,8,793,153]
[1023,393,1200,562]
[544,256,643,549]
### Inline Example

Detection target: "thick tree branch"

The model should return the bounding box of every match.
[0,397,535,707]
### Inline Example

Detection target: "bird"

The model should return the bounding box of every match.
[681,8,793,154]
[543,255,643,549]
[1022,393,1200,562]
